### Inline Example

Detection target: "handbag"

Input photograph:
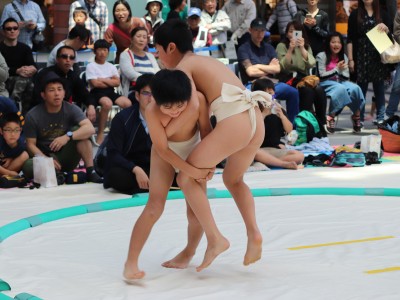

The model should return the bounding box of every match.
[381,35,400,64]
[296,75,320,89]
[33,156,58,188]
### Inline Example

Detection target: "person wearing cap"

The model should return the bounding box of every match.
[200,0,231,46]
[237,18,300,123]
[101,74,153,194]
[22,71,102,183]
[143,0,164,47]
[187,7,213,49]
[221,0,256,52]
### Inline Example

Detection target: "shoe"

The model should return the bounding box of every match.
[86,171,103,183]
[326,115,335,134]
[351,115,361,133]
[373,119,384,126]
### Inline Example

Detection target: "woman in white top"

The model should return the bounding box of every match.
[119,27,160,97]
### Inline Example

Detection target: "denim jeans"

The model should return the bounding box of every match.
[274,82,300,123]
[386,63,400,117]
[358,81,385,121]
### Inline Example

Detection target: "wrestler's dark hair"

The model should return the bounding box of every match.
[134,73,154,93]
[150,69,191,106]
[251,77,275,92]
[153,19,193,53]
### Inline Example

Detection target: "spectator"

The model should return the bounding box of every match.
[119,27,160,97]
[143,0,164,48]
[187,7,213,48]
[200,0,231,46]
[316,32,365,133]
[266,0,297,39]
[69,0,108,43]
[0,0,46,49]
[347,0,391,124]
[22,71,102,183]
[0,112,28,176]
[85,39,132,145]
[102,74,153,194]
[276,21,327,133]
[167,0,187,20]
[104,0,145,64]
[0,96,24,124]
[47,24,90,67]
[251,77,304,168]
[237,18,300,123]
[0,18,36,114]
[33,45,95,114]
[71,7,94,49]
[222,0,256,52]
[0,52,9,97]
[294,0,329,55]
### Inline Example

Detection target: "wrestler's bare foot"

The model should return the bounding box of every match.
[196,237,230,272]
[123,262,145,281]
[282,161,298,170]
[162,249,195,269]
[243,232,263,266]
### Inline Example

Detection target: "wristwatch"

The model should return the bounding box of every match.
[66,131,73,140]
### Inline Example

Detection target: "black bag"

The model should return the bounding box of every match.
[94,136,108,177]
[0,175,27,188]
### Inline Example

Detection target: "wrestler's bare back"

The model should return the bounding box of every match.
[177,52,244,103]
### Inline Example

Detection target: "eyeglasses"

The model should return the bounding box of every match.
[58,54,76,60]
[140,91,152,97]
[3,128,22,133]
[4,26,19,31]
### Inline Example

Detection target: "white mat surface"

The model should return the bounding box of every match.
[1,164,400,300]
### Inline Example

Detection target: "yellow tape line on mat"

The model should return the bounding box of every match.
[288,236,395,250]
[365,266,400,274]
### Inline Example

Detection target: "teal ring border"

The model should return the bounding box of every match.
[1,187,400,244]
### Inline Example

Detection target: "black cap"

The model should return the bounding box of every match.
[250,18,267,30]
[41,71,66,91]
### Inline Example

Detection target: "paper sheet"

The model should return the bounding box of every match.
[366,25,393,54]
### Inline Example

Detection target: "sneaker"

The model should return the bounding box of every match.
[351,115,362,133]
[326,115,335,134]
[87,171,103,183]
[372,119,384,126]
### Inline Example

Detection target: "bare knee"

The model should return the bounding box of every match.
[99,98,113,111]
[176,172,191,189]
[143,200,165,222]
[223,173,243,190]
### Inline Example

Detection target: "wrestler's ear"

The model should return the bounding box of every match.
[167,42,176,54]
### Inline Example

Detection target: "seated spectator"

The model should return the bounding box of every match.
[33,45,95,113]
[316,32,365,133]
[71,7,94,49]
[143,0,164,48]
[86,39,132,145]
[187,7,213,49]
[0,52,9,97]
[266,0,297,39]
[0,18,37,114]
[200,0,231,46]
[276,21,327,134]
[119,27,160,97]
[252,77,304,168]
[47,24,90,67]
[0,112,28,176]
[237,18,299,123]
[22,72,102,183]
[167,0,187,20]
[102,74,153,194]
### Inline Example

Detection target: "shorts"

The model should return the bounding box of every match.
[90,87,121,106]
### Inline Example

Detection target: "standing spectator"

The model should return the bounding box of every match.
[167,0,187,20]
[102,74,153,195]
[0,0,46,49]
[0,52,9,97]
[276,21,327,133]
[68,0,108,43]
[71,7,94,49]
[222,0,256,52]
[200,0,231,46]
[237,18,300,123]
[143,0,164,48]
[0,18,37,114]
[22,72,102,183]
[46,25,90,67]
[347,0,391,124]
[119,27,160,97]
[104,0,145,64]
[266,0,297,39]
[85,39,132,145]
[294,0,329,55]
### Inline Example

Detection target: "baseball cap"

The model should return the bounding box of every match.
[188,7,201,18]
[250,18,267,30]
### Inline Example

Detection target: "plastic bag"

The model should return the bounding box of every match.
[33,156,57,188]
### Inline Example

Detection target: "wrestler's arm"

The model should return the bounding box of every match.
[146,104,210,179]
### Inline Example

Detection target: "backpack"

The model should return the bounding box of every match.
[330,146,366,167]
[294,110,322,145]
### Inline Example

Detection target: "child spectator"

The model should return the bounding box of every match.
[85,39,132,145]
[0,112,28,176]
[252,77,304,168]
[72,7,94,49]
[316,32,365,133]
[187,7,212,48]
